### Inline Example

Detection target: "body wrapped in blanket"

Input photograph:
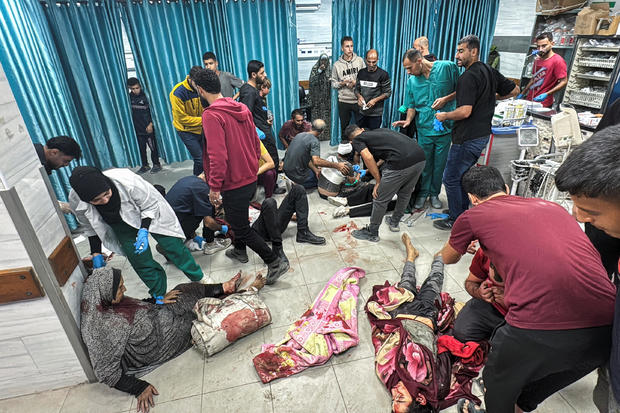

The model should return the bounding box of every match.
[366,235,487,412]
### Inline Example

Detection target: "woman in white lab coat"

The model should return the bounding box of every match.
[69,166,208,302]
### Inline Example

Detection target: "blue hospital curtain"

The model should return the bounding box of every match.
[122,0,298,155]
[330,0,500,145]
[0,0,139,228]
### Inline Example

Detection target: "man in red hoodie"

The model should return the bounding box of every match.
[194,69,289,284]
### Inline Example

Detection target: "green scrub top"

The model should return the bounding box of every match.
[406,60,459,136]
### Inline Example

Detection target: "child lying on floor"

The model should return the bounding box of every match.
[366,234,486,412]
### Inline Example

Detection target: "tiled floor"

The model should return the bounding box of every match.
[0,149,599,413]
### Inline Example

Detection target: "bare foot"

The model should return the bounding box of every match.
[401,233,419,262]
[222,272,242,294]
[250,273,266,291]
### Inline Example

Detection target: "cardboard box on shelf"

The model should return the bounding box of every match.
[575,3,610,35]
[597,15,620,36]
[536,0,587,15]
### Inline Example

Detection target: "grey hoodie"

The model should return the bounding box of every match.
[331,53,366,104]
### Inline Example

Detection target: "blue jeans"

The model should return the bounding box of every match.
[177,130,203,175]
[443,135,489,221]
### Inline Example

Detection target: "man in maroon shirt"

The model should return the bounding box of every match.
[439,166,615,412]
[194,69,289,285]
[555,125,620,412]
[520,32,568,107]
[278,108,311,149]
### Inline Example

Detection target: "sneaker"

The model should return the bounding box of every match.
[266,257,290,285]
[203,238,232,255]
[225,248,249,263]
[150,164,162,174]
[273,186,286,195]
[327,196,348,207]
[296,229,326,245]
[155,243,170,261]
[384,215,400,232]
[430,196,442,209]
[352,226,379,242]
[433,218,454,231]
[333,205,350,218]
[137,165,150,174]
[184,239,203,252]
[413,196,427,210]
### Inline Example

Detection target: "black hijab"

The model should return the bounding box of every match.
[70,166,122,224]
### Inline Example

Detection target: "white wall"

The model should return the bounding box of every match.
[0,62,88,399]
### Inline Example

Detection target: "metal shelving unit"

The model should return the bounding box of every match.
[562,35,620,113]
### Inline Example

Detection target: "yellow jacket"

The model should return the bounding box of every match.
[169,77,204,134]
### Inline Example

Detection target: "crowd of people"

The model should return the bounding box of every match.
[32,30,620,413]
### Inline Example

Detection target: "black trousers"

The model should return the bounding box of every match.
[260,128,279,166]
[344,183,396,217]
[222,181,277,264]
[175,212,214,243]
[338,101,358,140]
[483,322,612,412]
[137,133,160,167]
[453,298,505,342]
[252,184,309,245]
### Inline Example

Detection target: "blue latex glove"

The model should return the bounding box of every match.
[359,170,367,178]
[155,295,164,305]
[220,225,228,235]
[352,164,361,173]
[426,212,449,220]
[92,254,105,269]
[134,228,149,254]
[533,93,548,102]
[516,93,524,99]
[433,116,445,132]
[193,235,204,248]
[256,127,266,140]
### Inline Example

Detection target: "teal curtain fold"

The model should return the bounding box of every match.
[330,0,500,145]
[121,0,298,154]
[43,0,139,169]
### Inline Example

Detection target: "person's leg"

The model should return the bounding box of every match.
[397,233,419,293]
[345,183,374,206]
[338,101,353,139]
[137,134,149,167]
[367,169,402,235]
[416,133,435,201]
[367,116,382,130]
[390,161,425,223]
[348,201,374,217]
[357,115,369,129]
[146,133,161,167]
[302,169,318,189]
[262,130,280,167]
[430,133,451,197]
[593,367,610,413]
[257,169,277,198]
[457,136,489,212]
[109,222,167,297]
[453,298,505,342]
[252,197,281,244]
[514,325,612,412]
[177,131,204,175]
[222,182,278,264]
[153,233,204,282]
[175,212,202,240]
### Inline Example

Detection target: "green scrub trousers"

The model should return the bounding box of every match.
[417,132,451,197]
[109,221,204,297]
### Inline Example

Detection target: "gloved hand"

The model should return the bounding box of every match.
[533,93,548,102]
[359,170,367,178]
[193,235,204,248]
[155,295,164,305]
[433,112,445,132]
[220,224,228,235]
[92,254,106,269]
[134,228,149,255]
[516,93,524,100]
[256,127,266,140]
[352,165,361,173]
